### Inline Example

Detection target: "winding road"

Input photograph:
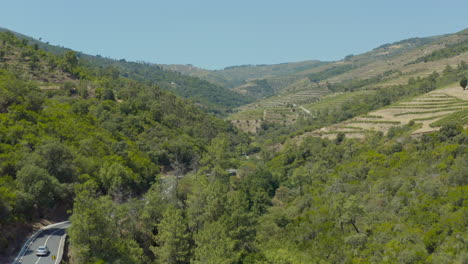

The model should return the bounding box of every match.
[13,221,70,264]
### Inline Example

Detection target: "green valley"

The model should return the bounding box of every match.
[0,25,467,264]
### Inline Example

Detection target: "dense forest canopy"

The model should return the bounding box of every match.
[0,30,248,257]
[0,28,467,264]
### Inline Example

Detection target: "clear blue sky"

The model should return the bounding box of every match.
[2,0,467,69]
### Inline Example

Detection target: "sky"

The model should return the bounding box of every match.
[1,0,467,69]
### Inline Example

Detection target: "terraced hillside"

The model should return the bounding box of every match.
[228,29,468,133]
[242,86,329,111]
[307,85,468,139]
[229,88,379,132]
[228,86,329,132]
[301,90,376,116]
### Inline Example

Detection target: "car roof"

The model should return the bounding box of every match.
[38,246,47,249]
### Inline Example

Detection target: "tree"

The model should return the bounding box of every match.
[139,184,165,249]
[99,162,135,201]
[16,165,60,212]
[0,176,16,223]
[152,206,190,264]
[224,191,256,256]
[187,178,227,232]
[344,54,354,61]
[101,88,116,101]
[291,166,309,195]
[69,181,144,264]
[460,77,467,90]
[35,141,77,183]
[62,81,77,96]
[438,123,462,141]
[68,181,111,263]
[192,220,237,264]
[64,50,78,68]
[199,134,236,181]
[335,132,346,144]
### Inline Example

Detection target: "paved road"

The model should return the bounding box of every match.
[14,221,70,264]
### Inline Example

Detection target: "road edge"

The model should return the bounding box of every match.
[12,221,70,264]
[55,234,67,264]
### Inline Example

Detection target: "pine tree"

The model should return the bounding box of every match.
[152,205,189,264]
[192,220,237,264]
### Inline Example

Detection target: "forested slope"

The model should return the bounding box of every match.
[254,125,468,263]
[65,100,468,264]
[0,30,247,258]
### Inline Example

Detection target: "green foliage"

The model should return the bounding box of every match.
[99,162,137,200]
[460,76,467,90]
[0,176,16,222]
[83,60,253,114]
[69,181,145,264]
[63,50,78,68]
[187,178,228,231]
[16,165,60,211]
[394,107,465,116]
[0,35,248,260]
[152,205,190,264]
[193,220,237,264]
[253,128,468,263]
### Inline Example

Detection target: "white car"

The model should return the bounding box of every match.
[36,245,49,256]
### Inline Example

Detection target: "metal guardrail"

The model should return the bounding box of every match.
[12,221,70,264]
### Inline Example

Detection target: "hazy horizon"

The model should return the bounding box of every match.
[2,0,467,69]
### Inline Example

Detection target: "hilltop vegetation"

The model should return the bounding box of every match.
[0,27,252,115]
[409,38,468,65]
[79,58,253,114]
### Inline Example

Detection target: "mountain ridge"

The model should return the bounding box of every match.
[160,60,327,88]
[0,27,252,114]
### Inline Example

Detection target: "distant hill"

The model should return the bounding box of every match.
[0,27,252,114]
[158,29,468,129]
[161,60,327,89]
